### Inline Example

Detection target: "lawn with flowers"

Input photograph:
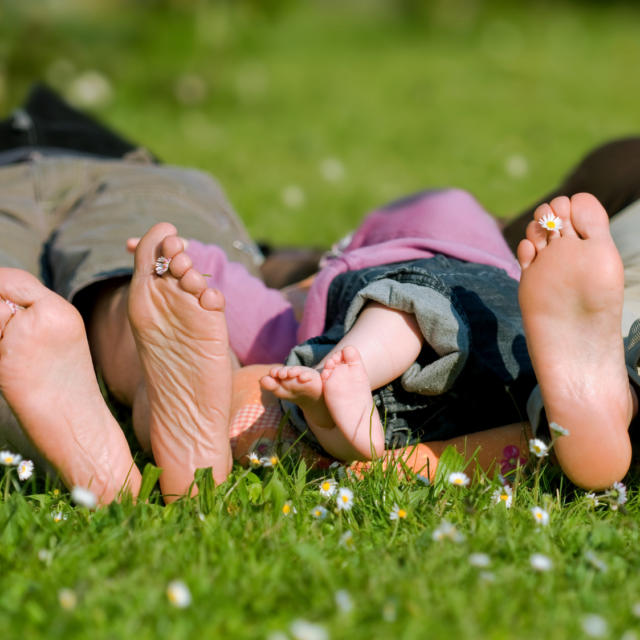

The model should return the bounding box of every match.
[3,1,640,639]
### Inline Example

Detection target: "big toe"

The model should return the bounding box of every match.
[570,193,610,239]
[133,222,178,274]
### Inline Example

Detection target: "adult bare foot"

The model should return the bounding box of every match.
[517,193,635,489]
[0,269,140,503]
[128,223,233,502]
[322,346,385,459]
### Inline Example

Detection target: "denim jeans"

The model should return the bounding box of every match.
[283,255,536,450]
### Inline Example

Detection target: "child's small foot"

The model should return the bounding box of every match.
[517,194,634,488]
[128,223,233,502]
[260,365,333,430]
[322,346,385,459]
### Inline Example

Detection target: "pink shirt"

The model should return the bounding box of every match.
[185,188,519,364]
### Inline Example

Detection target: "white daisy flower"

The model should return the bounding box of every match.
[529,553,553,572]
[492,485,513,508]
[290,619,328,640]
[0,450,22,466]
[529,438,549,458]
[166,580,192,608]
[51,511,67,523]
[310,505,328,520]
[71,486,97,510]
[17,459,34,481]
[549,422,570,436]
[584,492,600,508]
[531,506,550,526]
[260,454,279,468]
[538,212,563,231]
[448,471,470,487]
[612,481,627,506]
[468,552,491,568]
[318,478,337,497]
[336,487,354,511]
[389,504,408,521]
[339,530,355,549]
[432,520,464,543]
[282,501,296,516]
[581,614,608,638]
[58,588,77,610]
[247,451,261,466]
[334,589,354,614]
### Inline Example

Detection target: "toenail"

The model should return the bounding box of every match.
[538,213,563,232]
[154,256,171,276]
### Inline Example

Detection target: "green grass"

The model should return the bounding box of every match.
[1,451,640,639]
[2,1,640,637]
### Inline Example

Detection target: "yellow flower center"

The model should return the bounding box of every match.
[535,512,542,519]
[546,220,556,229]
[342,495,349,502]
[270,456,278,465]
[321,482,331,491]
[53,489,60,496]
[500,494,509,502]
[397,509,407,519]
[282,504,291,515]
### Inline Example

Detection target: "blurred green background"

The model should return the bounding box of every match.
[1,0,640,248]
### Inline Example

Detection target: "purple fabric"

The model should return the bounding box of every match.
[185,188,519,364]
[184,239,298,364]
[298,189,520,341]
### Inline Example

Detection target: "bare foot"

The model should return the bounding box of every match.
[128,223,233,502]
[322,346,385,459]
[0,269,140,503]
[260,365,332,429]
[517,194,635,489]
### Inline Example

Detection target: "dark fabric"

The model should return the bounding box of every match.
[283,255,535,452]
[0,84,148,160]
[503,137,640,252]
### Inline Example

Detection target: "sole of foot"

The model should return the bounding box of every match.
[517,193,634,489]
[322,346,385,460]
[0,268,140,503]
[128,223,233,502]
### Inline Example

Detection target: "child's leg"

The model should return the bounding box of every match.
[261,302,424,461]
[517,193,637,489]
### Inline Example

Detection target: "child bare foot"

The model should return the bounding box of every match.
[322,346,385,459]
[260,347,385,461]
[0,269,140,503]
[517,193,635,489]
[128,223,233,501]
[260,365,333,431]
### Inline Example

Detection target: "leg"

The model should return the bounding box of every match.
[128,223,233,502]
[0,269,141,503]
[261,302,423,461]
[503,137,640,252]
[517,194,637,489]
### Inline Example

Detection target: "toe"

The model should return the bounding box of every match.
[527,213,548,252]
[178,268,208,296]
[0,301,13,336]
[548,196,578,238]
[133,222,177,276]
[342,345,361,364]
[161,235,185,259]
[570,193,610,239]
[260,375,278,391]
[199,288,225,311]
[169,252,193,279]
[517,239,536,270]
[0,268,50,307]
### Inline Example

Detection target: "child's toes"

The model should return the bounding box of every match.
[517,238,536,270]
